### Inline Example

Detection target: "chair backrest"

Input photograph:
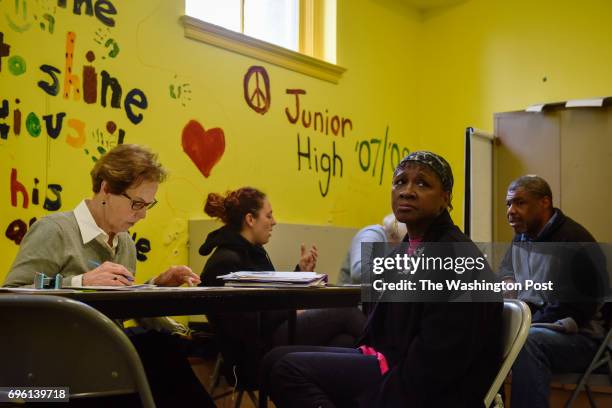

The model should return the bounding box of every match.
[0,294,155,407]
[484,299,532,407]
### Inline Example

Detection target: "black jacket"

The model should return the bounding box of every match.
[500,209,607,326]
[199,225,275,286]
[198,226,288,386]
[358,211,503,408]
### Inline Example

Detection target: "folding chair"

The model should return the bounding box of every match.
[0,294,155,407]
[551,303,612,408]
[484,299,532,408]
[209,352,259,407]
[188,318,258,408]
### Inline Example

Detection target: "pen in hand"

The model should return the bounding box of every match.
[88,260,101,268]
[87,260,134,281]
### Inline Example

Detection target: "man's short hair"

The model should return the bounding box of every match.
[508,175,553,201]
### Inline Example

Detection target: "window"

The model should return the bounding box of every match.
[186,0,299,51]
[186,0,243,33]
[244,0,299,52]
[182,0,345,83]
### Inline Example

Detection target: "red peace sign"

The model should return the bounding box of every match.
[244,66,271,114]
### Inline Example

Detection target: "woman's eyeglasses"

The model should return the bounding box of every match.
[121,192,158,211]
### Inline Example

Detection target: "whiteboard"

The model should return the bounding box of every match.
[464,127,494,242]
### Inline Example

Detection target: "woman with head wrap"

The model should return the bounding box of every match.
[262,151,503,408]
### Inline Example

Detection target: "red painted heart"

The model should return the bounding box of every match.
[181,119,225,178]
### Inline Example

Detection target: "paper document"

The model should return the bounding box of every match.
[62,284,223,291]
[63,284,157,290]
[0,287,77,293]
[218,271,328,287]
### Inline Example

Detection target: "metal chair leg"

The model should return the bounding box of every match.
[585,385,598,408]
[247,390,259,405]
[563,329,612,408]
[234,390,244,408]
[259,390,268,408]
[210,353,223,391]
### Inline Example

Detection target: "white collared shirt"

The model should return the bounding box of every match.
[71,200,119,286]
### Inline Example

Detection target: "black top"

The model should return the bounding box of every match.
[358,211,503,408]
[531,208,596,243]
[199,226,288,387]
[199,225,275,287]
[502,208,606,326]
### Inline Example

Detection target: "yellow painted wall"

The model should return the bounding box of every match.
[0,0,421,282]
[417,0,612,218]
[3,0,611,284]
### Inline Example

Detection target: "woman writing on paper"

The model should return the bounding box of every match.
[199,187,366,388]
[4,144,214,408]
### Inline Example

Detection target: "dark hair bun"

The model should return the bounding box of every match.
[204,187,266,230]
[204,192,228,223]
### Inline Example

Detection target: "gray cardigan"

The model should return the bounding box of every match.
[4,211,136,287]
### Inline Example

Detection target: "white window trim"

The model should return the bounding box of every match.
[181,15,346,84]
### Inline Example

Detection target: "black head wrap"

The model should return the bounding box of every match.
[396,151,454,193]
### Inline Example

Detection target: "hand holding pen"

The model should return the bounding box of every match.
[83,261,135,286]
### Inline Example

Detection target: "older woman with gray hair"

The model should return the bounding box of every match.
[4,144,214,408]
[338,213,407,284]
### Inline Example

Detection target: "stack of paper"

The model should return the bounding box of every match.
[218,271,328,288]
[63,284,157,291]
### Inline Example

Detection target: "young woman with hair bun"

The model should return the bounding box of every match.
[201,187,317,276]
[199,187,366,388]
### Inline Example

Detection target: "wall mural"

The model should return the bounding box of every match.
[169,74,192,107]
[1,0,155,262]
[237,68,412,198]
[1,1,412,276]
[355,127,411,185]
[181,119,226,179]
[5,167,63,245]
[243,65,271,115]
[93,27,119,59]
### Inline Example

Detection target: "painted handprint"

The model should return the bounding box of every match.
[169,75,192,107]
[94,27,120,59]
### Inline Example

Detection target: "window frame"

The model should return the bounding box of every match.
[181,0,345,83]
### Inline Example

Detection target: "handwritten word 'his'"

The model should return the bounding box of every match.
[10,168,62,211]
[5,168,64,245]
